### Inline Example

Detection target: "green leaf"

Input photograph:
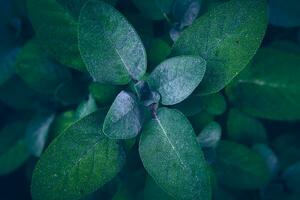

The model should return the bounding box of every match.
[103,91,143,139]
[214,141,271,189]
[31,111,125,200]
[197,121,221,148]
[0,121,30,175]
[78,0,147,85]
[226,48,300,121]
[27,0,86,71]
[131,0,174,20]
[269,0,300,27]
[26,112,55,157]
[174,93,226,116]
[16,40,71,94]
[172,0,267,95]
[139,108,211,200]
[89,83,121,106]
[147,56,206,105]
[227,109,267,145]
[75,95,98,120]
[282,161,300,194]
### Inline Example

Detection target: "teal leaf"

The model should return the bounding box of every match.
[55,79,89,106]
[79,0,147,85]
[172,0,267,95]
[214,141,271,189]
[226,48,300,121]
[131,0,174,20]
[147,56,206,105]
[0,46,20,86]
[269,0,300,27]
[253,144,279,177]
[103,91,143,139]
[26,112,55,157]
[272,134,300,169]
[27,0,86,71]
[31,111,125,200]
[0,76,42,110]
[227,109,267,145]
[16,40,71,94]
[197,121,221,148]
[0,121,30,175]
[282,161,300,194]
[56,0,118,19]
[172,0,201,27]
[139,108,211,200]
[173,93,226,116]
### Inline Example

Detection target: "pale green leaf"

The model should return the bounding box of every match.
[103,91,143,139]
[139,108,211,200]
[147,56,206,105]
[79,0,147,85]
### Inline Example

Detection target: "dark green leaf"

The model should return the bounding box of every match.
[147,56,206,105]
[0,121,30,175]
[26,112,55,157]
[214,141,271,189]
[139,108,211,200]
[172,0,267,95]
[197,121,221,148]
[27,0,86,71]
[226,48,300,121]
[131,0,174,20]
[148,38,171,67]
[89,83,121,106]
[227,109,267,145]
[272,134,300,169]
[174,93,226,116]
[142,176,174,200]
[16,40,71,94]
[269,0,300,27]
[31,111,125,200]
[79,0,147,85]
[103,91,143,139]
